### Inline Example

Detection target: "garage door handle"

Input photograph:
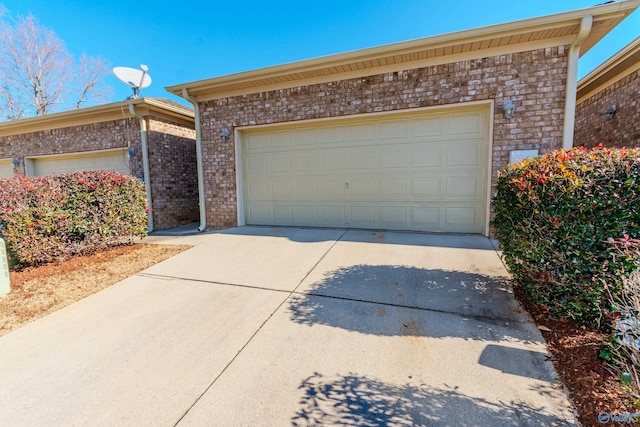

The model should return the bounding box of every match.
[345,182,349,190]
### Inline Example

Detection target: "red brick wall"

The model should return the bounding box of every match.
[0,118,143,178]
[199,46,569,230]
[574,69,640,149]
[147,118,198,230]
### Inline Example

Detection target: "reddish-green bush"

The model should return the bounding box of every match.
[0,171,148,266]
[492,146,640,326]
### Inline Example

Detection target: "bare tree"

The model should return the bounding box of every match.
[0,12,112,120]
[75,53,112,109]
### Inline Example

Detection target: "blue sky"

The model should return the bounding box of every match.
[2,0,639,106]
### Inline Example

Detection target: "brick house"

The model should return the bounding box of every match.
[0,97,198,231]
[575,36,640,149]
[167,2,639,236]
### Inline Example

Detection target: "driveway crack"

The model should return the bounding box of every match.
[290,228,349,294]
[173,228,348,426]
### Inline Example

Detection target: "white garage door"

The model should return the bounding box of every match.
[0,159,12,179]
[242,107,489,233]
[30,149,130,177]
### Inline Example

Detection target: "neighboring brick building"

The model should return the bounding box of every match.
[575,36,640,149]
[167,2,639,236]
[0,97,198,231]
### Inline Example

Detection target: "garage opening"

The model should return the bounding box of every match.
[0,159,12,179]
[26,149,131,177]
[239,105,490,234]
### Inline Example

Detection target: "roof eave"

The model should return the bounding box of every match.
[166,0,640,101]
[577,36,640,103]
[0,98,194,137]
[142,98,195,119]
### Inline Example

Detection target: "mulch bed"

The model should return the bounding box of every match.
[513,286,640,426]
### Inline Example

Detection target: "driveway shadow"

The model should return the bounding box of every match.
[289,264,530,340]
[479,344,553,379]
[291,373,573,426]
[219,226,497,250]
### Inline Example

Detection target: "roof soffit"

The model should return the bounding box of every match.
[166,1,640,101]
[577,36,640,103]
[0,98,194,137]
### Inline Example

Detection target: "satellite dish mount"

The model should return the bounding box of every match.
[113,64,152,99]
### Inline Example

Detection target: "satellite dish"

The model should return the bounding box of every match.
[113,65,152,99]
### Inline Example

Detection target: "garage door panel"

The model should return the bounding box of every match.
[248,205,270,223]
[273,206,293,223]
[448,112,484,135]
[413,116,444,137]
[243,107,487,233]
[94,155,118,169]
[271,179,292,198]
[56,158,78,171]
[379,206,407,225]
[410,178,442,198]
[0,160,13,179]
[244,133,267,152]
[446,143,483,167]
[294,179,317,198]
[270,131,292,148]
[321,206,347,225]
[294,129,317,146]
[351,206,375,224]
[294,154,317,172]
[270,157,291,173]
[297,206,319,223]
[380,149,407,168]
[320,126,345,143]
[246,179,270,199]
[379,178,408,198]
[246,156,268,174]
[379,120,408,139]
[345,151,375,170]
[32,150,129,176]
[348,178,375,198]
[320,152,344,170]
[411,145,442,167]
[319,178,346,198]
[445,176,483,199]
[77,158,91,169]
[411,207,441,228]
[348,123,376,141]
[445,207,481,229]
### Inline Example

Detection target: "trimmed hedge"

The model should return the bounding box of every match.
[0,171,148,266]
[491,146,640,327]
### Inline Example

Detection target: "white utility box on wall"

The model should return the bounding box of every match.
[509,149,539,165]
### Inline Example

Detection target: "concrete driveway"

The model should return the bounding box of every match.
[0,227,576,426]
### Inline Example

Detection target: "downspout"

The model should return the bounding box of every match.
[181,88,207,232]
[128,103,154,233]
[563,15,592,149]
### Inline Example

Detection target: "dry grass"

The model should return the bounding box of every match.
[0,244,190,336]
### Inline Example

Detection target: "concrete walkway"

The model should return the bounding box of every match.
[0,227,577,426]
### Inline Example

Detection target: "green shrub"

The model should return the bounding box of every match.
[0,171,148,266]
[491,146,640,327]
